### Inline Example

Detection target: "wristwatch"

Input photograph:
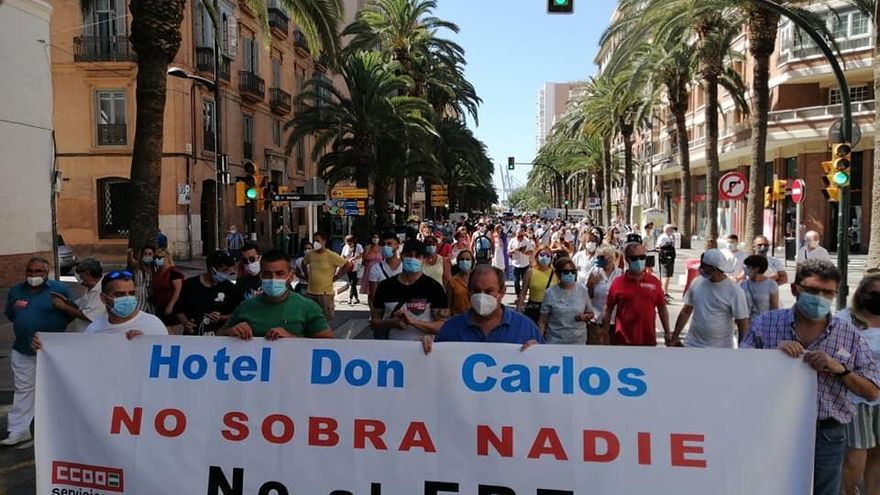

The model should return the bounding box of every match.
[834,366,852,378]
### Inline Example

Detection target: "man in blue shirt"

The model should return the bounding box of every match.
[423,265,542,354]
[3,257,76,446]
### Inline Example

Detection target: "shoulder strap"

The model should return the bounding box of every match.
[545,271,555,290]
[380,263,389,278]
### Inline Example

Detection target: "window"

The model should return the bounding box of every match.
[830,11,871,40]
[272,119,282,147]
[296,141,305,171]
[313,71,330,108]
[271,57,282,88]
[829,85,874,105]
[96,90,126,146]
[243,114,254,160]
[202,99,216,152]
[242,37,258,73]
[97,177,131,238]
[84,0,125,37]
[832,15,848,39]
[851,11,869,36]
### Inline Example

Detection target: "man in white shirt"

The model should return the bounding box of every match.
[368,232,403,297]
[671,249,749,348]
[71,258,106,332]
[507,228,535,296]
[796,230,831,263]
[721,234,747,282]
[752,235,788,285]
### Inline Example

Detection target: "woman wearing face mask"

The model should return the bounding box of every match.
[538,258,594,344]
[341,235,364,305]
[740,255,779,318]
[587,245,623,344]
[149,248,185,331]
[515,247,557,323]
[361,233,383,298]
[447,251,475,315]
[842,273,880,495]
[572,234,597,283]
[126,245,157,314]
[491,224,507,273]
[421,236,449,287]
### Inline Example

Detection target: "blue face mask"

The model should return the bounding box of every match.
[382,246,395,259]
[561,273,577,285]
[402,257,422,274]
[212,270,230,283]
[425,246,437,255]
[458,260,473,272]
[628,260,646,274]
[262,278,289,298]
[797,292,833,320]
[110,296,138,318]
[537,255,552,266]
[154,258,166,269]
[593,257,608,268]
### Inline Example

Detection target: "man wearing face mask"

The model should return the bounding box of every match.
[219,251,334,340]
[422,265,542,353]
[174,250,243,335]
[797,230,831,263]
[2,257,76,446]
[371,240,448,341]
[742,260,880,495]
[572,235,597,283]
[752,235,788,285]
[80,271,168,336]
[721,234,746,282]
[70,258,106,332]
[670,249,750,348]
[368,233,404,304]
[303,232,352,321]
[602,243,671,346]
[508,227,535,296]
[236,242,263,300]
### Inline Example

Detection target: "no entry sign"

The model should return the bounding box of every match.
[791,179,805,204]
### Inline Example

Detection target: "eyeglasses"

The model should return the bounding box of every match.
[627,255,647,261]
[107,270,133,280]
[797,284,837,299]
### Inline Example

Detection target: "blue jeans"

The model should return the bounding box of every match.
[513,266,529,296]
[814,421,847,495]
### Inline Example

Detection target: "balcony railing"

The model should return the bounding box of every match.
[293,29,309,53]
[196,47,231,81]
[269,87,292,114]
[74,35,136,62]
[268,8,289,37]
[768,100,875,122]
[97,123,127,146]
[243,141,253,160]
[239,70,265,102]
[778,35,872,64]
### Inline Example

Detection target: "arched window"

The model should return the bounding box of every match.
[97,177,131,238]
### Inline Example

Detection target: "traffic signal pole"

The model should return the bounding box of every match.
[753,0,852,309]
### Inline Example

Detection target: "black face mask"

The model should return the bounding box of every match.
[864,293,880,316]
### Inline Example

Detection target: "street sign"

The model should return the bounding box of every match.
[719,171,748,200]
[791,179,805,204]
[828,119,862,147]
[588,197,601,210]
[344,199,366,216]
[331,187,369,199]
[272,193,325,202]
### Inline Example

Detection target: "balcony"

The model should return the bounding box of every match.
[268,8,289,38]
[243,141,253,160]
[293,29,309,54]
[239,70,265,102]
[778,35,872,65]
[269,87,292,115]
[74,35,136,62]
[97,123,127,146]
[195,47,231,81]
[768,100,875,123]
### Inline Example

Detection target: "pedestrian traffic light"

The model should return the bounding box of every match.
[548,0,573,13]
[821,159,840,202]
[831,142,852,187]
[564,199,571,206]
[763,186,772,208]
[508,156,515,171]
[771,179,787,201]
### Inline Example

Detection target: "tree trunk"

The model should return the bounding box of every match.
[622,127,634,224]
[868,3,880,270]
[603,138,613,226]
[670,78,692,249]
[705,73,721,246]
[595,165,605,224]
[745,7,780,250]
[374,176,390,230]
[127,0,184,250]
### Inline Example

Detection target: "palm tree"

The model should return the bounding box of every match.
[79,0,341,250]
[285,51,436,229]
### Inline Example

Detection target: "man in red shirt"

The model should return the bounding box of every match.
[601,242,671,346]
[435,231,453,258]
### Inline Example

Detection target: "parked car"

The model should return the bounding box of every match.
[58,235,76,275]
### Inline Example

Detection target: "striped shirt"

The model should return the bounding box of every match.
[741,308,880,423]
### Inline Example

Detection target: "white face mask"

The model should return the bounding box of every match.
[808,240,819,249]
[245,260,261,276]
[584,241,597,253]
[26,276,44,287]
[313,241,323,251]
[470,293,499,316]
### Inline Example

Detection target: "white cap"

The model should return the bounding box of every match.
[701,248,733,273]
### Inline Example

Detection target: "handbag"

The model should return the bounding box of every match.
[523,271,555,321]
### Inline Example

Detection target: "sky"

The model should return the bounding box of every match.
[433,0,619,201]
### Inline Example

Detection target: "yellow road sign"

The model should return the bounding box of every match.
[331,188,369,199]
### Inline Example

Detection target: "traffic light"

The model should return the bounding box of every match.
[771,179,787,201]
[245,175,259,202]
[548,0,573,13]
[508,156,515,171]
[564,199,571,206]
[830,142,852,187]
[821,159,840,202]
[763,186,772,208]
[235,180,247,207]
[253,174,266,212]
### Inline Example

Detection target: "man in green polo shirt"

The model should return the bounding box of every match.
[218,250,334,340]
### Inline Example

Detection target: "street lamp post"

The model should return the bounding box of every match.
[168,65,223,252]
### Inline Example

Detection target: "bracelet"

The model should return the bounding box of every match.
[834,367,851,378]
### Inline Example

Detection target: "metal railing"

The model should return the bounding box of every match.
[97,123,127,146]
[239,70,265,101]
[74,35,136,62]
[196,47,231,81]
[268,8,289,36]
[293,29,308,52]
[269,87,292,114]
[768,100,875,122]
[778,35,872,64]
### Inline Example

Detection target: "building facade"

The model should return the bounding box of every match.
[50,0,363,263]
[599,2,875,252]
[536,81,586,151]
[0,0,55,287]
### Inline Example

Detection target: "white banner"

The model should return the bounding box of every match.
[36,335,817,494]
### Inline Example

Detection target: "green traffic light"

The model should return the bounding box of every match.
[832,172,849,186]
[246,188,258,200]
[554,0,568,4]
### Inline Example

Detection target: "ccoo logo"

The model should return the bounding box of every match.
[52,461,124,492]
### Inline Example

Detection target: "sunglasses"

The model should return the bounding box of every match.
[755,244,769,248]
[627,255,647,261]
[107,270,133,280]
[560,269,577,275]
